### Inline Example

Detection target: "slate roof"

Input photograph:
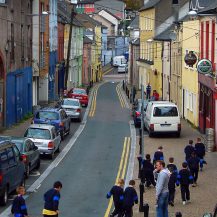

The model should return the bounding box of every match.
[139,0,161,11]
[128,15,139,29]
[197,0,217,14]
[83,35,93,44]
[76,14,103,28]
[98,8,121,20]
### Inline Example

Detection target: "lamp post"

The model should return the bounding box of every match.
[65,0,77,90]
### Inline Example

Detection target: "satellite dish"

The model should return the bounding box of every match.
[169,31,177,41]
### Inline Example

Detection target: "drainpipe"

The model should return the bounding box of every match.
[161,41,164,100]
[169,40,172,101]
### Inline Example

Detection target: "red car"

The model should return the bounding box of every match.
[67,88,88,107]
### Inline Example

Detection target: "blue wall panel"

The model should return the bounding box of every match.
[49,51,57,101]
[6,67,32,127]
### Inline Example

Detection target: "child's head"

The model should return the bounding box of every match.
[189,140,193,145]
[129,180,135,187]
[197,137,201,142]
[53,181,63,191]
[118,178,125,187]
[146,154,151,161]
[169,157,174,163]
[158,146,163,151]
[16,186,25,195]
[182,162,188,169]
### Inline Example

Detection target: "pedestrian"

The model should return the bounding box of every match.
[141,154,156,187]
[106,178,125,217]
[151,90,160,101]
[195,137,207,171]
[187,152,200,187]
[184,140,195,161]
[167,157,178,175]
[42,181,62,217]
[146,83,152,99]
[11,186,29,217]
[123,180,138,217]
[167,166,177,207]
[177,162,194,205]
[154,160,170,217]
[153,146,164,165]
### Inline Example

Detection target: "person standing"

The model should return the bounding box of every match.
[123,180,138,217]
[195,137,207,171]
[106,179,125,217]
[153,146,164,165]
[11,186,29,217]
[177,162,193,205]
[42,181,62,217]
[155,160,170,217]
[146,83,152,99]
[184,140,195,161]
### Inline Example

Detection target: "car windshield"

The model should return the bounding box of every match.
[153,106,178,117]
[11,140,23,152]
[63,99,79,106]
[25,128,51,140]
[73,89,86,95]
[36,111,59,120]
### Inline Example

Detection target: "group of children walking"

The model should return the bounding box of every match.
[138,137,207,207]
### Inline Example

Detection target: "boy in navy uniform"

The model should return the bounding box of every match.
[11,186,28,217]
[107,179,125,217]
[153,146,164,165]
[177,162,193,205]
[42,181,62,217]
[141,154,156,187]
[167,157,178,175]
[184,140,195,161]
[123,180,138,217]
[195,137,207,171]
[187,152,200,187]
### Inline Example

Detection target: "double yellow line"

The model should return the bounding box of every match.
[104,137,131,217]
[116,83,127,108]
[89,85,100,117]
[103,67,113,75]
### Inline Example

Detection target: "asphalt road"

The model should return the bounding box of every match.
[4,81,131,217]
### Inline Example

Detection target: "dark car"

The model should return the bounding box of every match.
[0,138,25,205]
[132,99,149,127]
[33,107,71,140]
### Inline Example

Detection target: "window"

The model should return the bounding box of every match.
[189,92,193,111]
[0,149,8,169]
[10,23,15,61]
[7,147,15,166]
[36,111,59,120]
[13,146,20,162]
[153,106,178,117]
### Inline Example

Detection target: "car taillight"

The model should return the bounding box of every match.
[48,142,54,149]
[150,124,154,131]
[178,123,181,131]
[83,96,88,100]
[0,173,3,184]
[59,122,64,127]
[21,154,27,163]
[77,108,81,112]
[135,111,141,117]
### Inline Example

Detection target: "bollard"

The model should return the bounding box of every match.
[143,203,149,217]
[175,212,182,217]
[139,183,144,212]
[137,155,142,179]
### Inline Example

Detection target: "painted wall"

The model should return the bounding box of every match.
[83,43,92,85]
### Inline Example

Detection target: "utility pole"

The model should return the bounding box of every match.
[64,3,76,90]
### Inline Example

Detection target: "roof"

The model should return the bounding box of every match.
[98,8,121,20]
[28,124,55,130]
[197,0,217,14]
[76,14,103,28]
[139,0,161,11]
[77,0,100,3]
[154,25,174,41]
[128,15,139,29]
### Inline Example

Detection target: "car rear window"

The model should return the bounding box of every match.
[11,140,23,152]
[63,99,79,106]
[73,89,86,95]
[153,106,178,117]
[25,128,51,140]
[36,111,59,120]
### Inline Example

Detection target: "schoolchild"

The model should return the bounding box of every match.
[107,179,125,217]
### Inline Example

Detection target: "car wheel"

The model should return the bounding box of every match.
[49,152,54,160]
[56,144,60,153]
[78,117,81,122]
[176,132,180,138]
[35,158,40,170]
[25,164,30,179]
[67,124,70,134]
[60,131,64,141]
[148,130,153,138]
[0,187,8,206]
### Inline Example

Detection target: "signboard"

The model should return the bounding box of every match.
[184,51,197,67]
[197,59,212,74]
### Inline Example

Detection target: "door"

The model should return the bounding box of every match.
[16,74,24,122]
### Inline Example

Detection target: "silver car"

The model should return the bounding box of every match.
[24,124,61,159]
[61,98,82,122]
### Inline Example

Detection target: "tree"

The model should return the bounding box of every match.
[123,0,143,11]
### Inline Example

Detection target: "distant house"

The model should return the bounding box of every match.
[76,0,99,14]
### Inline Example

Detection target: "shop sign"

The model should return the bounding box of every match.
[197,59,213,74]
[184,51,197,67]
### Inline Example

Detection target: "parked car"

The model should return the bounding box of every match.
[24,124,61,159]
[132,99,149,127]
[61,98,82,122]
[0,136,40,178]
[33,107,71,140]
[118,64,128,74]
[144,101,181,137]
[0,138,25,205]
[67,88,88,107]
[112,55,127,67]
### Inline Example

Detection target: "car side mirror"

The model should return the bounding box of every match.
[33,145,38,151]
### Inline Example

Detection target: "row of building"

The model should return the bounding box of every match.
[0,0,129,128]
[128,0,217,147]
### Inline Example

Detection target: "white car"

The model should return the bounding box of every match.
[118,64,128,73]
[24,124,61,159]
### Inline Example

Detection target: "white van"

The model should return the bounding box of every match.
[144,101,181,137]
[113,56,127,67]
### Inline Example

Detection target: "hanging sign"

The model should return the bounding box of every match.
[184,51,197,67]
[197,59,213,74]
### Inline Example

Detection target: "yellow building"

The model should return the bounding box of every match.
[137,4,162,97]
[182,20,200,127]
